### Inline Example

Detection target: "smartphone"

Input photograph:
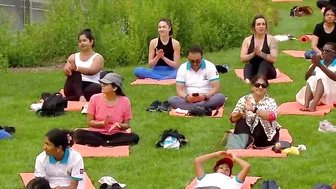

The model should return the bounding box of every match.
[192,93,199,97]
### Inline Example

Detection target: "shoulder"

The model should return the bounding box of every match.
[204,59,216,69]
[171,38,180,48]
[93,53,104,61]
[69,148,83,163]
[267,34,276,41]
[265,95,276,103]
[244,35,252,42]
[90,93,103,102]
[315,22,324,29]
[68,53,76,60]
[119,96,131,105]
[36,151,47,162]
[150,38,159,46]
[178,62,188,70]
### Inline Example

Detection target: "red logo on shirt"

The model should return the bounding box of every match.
[80,169,84,174]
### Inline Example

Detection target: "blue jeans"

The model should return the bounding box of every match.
[134,66,177,80]
[304,50,316,59]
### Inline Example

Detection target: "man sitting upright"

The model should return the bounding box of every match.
[168,46,226,112]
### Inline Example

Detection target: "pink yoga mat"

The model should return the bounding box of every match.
[185,176,261,189]
[169,107,225,118]
[226,129,292,158]
[278,101,334,116]
[20,172,95,189]
[282,50,306,58]
[234,69,293,83]
[131,78,176,85]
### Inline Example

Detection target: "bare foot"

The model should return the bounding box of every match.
[244,79,250,84]
[307,101,317,112]
[79,96,87,102]
[299,103,309,111]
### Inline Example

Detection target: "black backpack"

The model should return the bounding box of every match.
[261,180,280,189]
[156,129,188,148]
[36,93,68,117]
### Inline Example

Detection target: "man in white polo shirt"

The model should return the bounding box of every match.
[168,46,225,111]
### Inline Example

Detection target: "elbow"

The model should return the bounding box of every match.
[240,57,246,63]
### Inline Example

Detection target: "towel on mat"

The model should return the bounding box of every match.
[169,107,224,118]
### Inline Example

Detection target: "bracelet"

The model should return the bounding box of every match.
[185,94,189,100]
[253,107,258,113]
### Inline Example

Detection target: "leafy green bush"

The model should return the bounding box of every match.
[0,10,12,72]
[5,0,277,68]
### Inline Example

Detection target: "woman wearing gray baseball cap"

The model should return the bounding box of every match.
[73,73,140,147]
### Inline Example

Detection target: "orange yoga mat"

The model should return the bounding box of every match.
[282,50,306,58]
[131,78,176,85]
[169,107,224,118]
[226,129,292,158]
[278,101,334,116]
[234,69,293,83]
[20,172,95,189]
[71,128,131,157]
[300,35,313,42]
[185,176,261,189]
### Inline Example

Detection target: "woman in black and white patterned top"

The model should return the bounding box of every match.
[229,74,281,147]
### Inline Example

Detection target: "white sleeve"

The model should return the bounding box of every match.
[71,157,84,181]
[232,176,244,189]
[34,157,46,178]
[176,65,186,83]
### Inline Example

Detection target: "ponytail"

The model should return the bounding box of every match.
[45,128,74,150]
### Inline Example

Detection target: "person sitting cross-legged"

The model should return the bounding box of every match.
[167,46,226,112]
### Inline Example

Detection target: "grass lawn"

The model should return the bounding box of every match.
[1,0,336,188]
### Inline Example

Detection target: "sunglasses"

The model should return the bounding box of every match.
[322,48,336,53]
[254,83,268,88]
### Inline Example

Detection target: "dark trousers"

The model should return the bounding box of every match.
[244,60,277,80]
[234,118,279,147]
[63,71,101,101]
[74,129,140,147]
[317,0,336,9]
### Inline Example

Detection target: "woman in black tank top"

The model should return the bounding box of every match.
[134,18,181,80]
[240,15,278,83]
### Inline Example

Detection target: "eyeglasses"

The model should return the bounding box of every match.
[254,83,268,88]
[322,48,336,53]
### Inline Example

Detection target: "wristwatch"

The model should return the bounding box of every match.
[253,107,258,113]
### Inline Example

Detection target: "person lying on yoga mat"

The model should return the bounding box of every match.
[167,46,226,112]
[297,42,336,112]
[63,29,104,102]
[73,73,140,147]
[134,18,181,80]
[34,128,84,189]
[306,8,336,59]
[194,151,250,189]
[230,74,280,148]
[240,14,278,84]
[316,0,336,10]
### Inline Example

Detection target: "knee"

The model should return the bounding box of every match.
[213,93,226,104]
[132,133,140,144]
[167,96,180,105]
[134,67,145,76]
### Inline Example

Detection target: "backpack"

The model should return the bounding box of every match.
[36,93,68,117]
[290,6,313,17]
[156,129,188,148]
[188,106,213,117]
[261,180,280,189]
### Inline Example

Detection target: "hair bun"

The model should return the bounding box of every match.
[83,28,92,33]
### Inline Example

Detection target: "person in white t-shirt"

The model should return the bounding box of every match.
[63,29,105,102]
[167,46,226,111]
[194,151,250,189]
[34,129,85,189]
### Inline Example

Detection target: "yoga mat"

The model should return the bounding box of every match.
[72,128,131,157]
[226,129,292,158]
[234,69,293,83]
[282,50,306,58]
[131,78,176,85]
[278,101,334,116]
[19,172,95,189]
[300,35,313,42]
[169,107,224,118]
[272,0,303,2]
[185,176,261,189]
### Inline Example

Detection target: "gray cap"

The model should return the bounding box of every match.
[313,184,332,189]
[99,73,124,88]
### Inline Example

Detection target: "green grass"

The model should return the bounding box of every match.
[1,0,336,188]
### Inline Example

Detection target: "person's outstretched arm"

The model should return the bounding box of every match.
[233,154,250,182]
[194,151,229,179]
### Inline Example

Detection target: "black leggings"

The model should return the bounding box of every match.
[63,71,101,101]
[73,129,140,147]
[233,118,279,147]
[317,0,336,9]
[244,60,277,80]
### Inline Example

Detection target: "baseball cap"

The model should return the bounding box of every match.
[213,157,234,172]
[99,73,124,89]
[313,184,332,189]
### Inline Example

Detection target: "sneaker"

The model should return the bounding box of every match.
[146,100,162,112]
[318,120,336,132]
[158,101,170,112]
[81,105,88,114]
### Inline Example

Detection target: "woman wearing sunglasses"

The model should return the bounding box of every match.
[297,42,336,112]
[229,74,280,147]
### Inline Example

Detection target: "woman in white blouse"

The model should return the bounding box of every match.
[229,74,280,147]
